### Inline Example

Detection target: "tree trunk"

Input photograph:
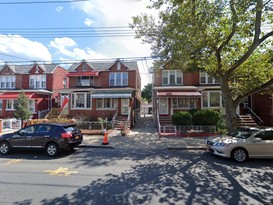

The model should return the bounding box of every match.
[220,78,239,135]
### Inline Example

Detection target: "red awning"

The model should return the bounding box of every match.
[67,71,100,77]
[157,91,201,97]
[0,92,34,99]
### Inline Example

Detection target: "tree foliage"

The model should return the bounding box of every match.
[131,0,273,133]
[141,83,153,103]
[14,92,33,121]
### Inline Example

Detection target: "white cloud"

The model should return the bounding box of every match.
[70,0,156,87]
[56,6,63,13]
[84,18,94,27]
[71,0,154,57]
[72,0,155,26]
[0,35,52,62]
[49,37,106,60]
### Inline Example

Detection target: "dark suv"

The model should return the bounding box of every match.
[0,123,83,157]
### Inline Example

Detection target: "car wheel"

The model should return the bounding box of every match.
[231,148,248,162]
[46,143,59,157]
[0,141,11,155]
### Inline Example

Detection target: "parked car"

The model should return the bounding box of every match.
[0,123,83,157]
[205,127,273,162]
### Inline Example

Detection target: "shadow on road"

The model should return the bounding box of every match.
[11,148,272,205]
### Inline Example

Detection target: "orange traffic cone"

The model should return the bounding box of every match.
[102,131,109,145]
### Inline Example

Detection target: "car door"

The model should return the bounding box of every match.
[11,125,35,148]
[247,130,273,157]
[31,125,52,148]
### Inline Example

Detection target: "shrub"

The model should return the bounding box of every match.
[193,109,220,125]
[172,111,193,125]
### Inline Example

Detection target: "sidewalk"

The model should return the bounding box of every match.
[80,115,208,150]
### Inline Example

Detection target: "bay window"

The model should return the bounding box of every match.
[172,98,196,109]
[71,93,91,109]
[96,98,118,110]
[202,91,221,108]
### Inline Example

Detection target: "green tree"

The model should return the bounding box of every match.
[141,83,153,103]
[131,0,273,134]
[14,92,33,124]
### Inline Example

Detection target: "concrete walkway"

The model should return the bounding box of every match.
[80,115,209,150]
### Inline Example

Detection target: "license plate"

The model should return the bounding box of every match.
[75,136,80,139]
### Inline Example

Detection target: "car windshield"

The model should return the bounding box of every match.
[233,129,259,139]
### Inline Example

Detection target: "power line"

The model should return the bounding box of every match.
[0,26,138,38]
[0,0,89,5]
[0,56,158,65]
[0,52,31,61]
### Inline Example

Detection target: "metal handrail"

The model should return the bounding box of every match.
[236,112,245,123]
[246,107,264,125]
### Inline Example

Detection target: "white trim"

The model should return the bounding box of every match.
[92,93,132,98]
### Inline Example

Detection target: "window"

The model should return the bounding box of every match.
[71,93,91,109]
[202,91,221,108]
[37,125,50,133]
[63,78,67,89]
[121,99,129,114]
[0,100,2,110]
[76,76,92,86]
[256,131,273,141]
[0,76,16,89]
[96,98,118,110]
[29,75,46,88]
[6,99,16,110]
[29,100,35,113]
[162,70,182,85]
[109,72,128,86]
[172,98,196,109]
[200,72,219,84]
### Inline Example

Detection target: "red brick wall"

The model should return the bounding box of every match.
[68,62,138,89]
[69,98,133,121]
[21,75,29,89]
[153,69,200,86]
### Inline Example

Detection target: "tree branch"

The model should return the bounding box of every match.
[238,78,273,102]
[227,0,270,76]
[218,0,237,52]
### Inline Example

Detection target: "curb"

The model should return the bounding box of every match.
[79,145,114,149]
[166,146,207,150]
[78,144,206,150]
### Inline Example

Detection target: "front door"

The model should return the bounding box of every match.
[158,98,168,115]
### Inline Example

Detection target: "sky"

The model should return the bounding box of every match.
[0,0,156,89]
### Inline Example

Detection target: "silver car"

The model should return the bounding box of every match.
[206,127,273,162]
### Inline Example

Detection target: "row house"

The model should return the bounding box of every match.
[59,59,141,126]
[153,65,222,125]
[153,64,273,127]
[0,63,68,119]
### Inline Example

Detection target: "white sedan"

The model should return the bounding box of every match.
[205,127,273,162]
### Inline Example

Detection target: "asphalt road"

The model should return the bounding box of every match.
[0,147,273,205]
